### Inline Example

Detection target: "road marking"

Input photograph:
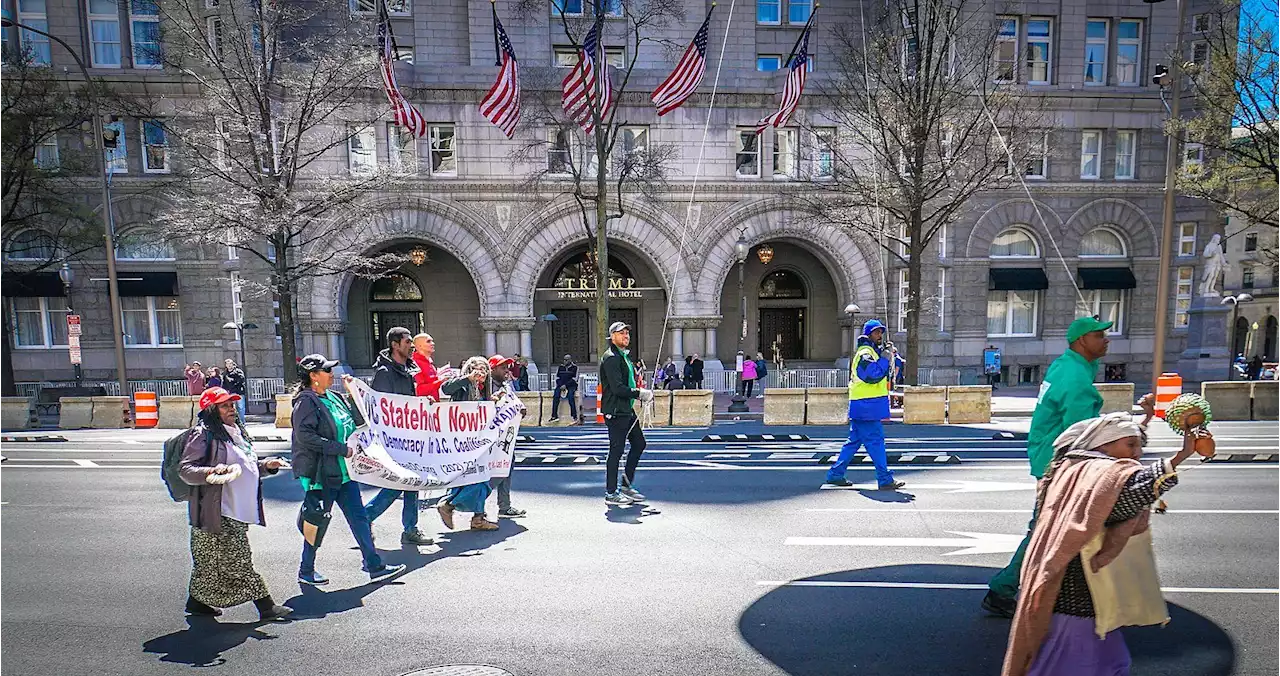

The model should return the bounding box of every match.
[819,480,1035,493]
[706,453,751,459]
[72,459,99,468]
[678,460,736,468]
[754,581,1280,594]
[804,508,1280,515]
[786,531,1024,556]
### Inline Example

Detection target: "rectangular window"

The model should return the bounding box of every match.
[994,16,1018,83]
[814,127,835,178]
[105,116,127,173]
[1193,13,1210,33]
[206,16,223,58]
[897,269,909,333]
[789,0,811,24]
[141,119,169,173]
[1175,266,1193,327]
[388,122,417,175]
[553,46,577,67]
[1243,264,1256,289]
[1244,232,1258,252]
[757,55,782,71]
[1080,130,1101,179]
[429,124,456,176]
[230,272,243,325]
[620,125,647,162]
[602,0,623,17]
[1115,130,1136,179]
[1078,289,1125,334]
[604,46,624,68]
[1182,142,1204,170]
[552,0,584,17]
[11,297,69,348]
[347,125,376,175]
[937,268,946,332]
[130,0,161,67]
[226,229,237,260]
[1025,18,1052,84]
[351,0,408,14]
[897,222,911,258]
[1116,20,1141,85]
[548,128,572,175]
[1025,131,1048,179]
[1084,19,1107,85]
[1191,41,1209,67]
[34,134,60,169]
[1178,222,1197,256]
[773,128,797,179]
[17,0,51,65]
[88,0,122,67]
[757,0,780,25]
[987,289,1038,337]
[122,296,183,346]
[937,222,947,259]
[736,129,760,178]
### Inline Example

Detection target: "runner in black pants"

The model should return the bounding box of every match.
[600,321,653,505]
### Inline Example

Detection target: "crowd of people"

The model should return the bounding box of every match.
[185,360,247,420]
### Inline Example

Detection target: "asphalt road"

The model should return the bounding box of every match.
[2,421,1276,676]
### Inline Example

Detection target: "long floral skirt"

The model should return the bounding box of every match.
[189,517,269,608]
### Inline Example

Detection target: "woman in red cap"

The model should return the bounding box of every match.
[178,387,291,621]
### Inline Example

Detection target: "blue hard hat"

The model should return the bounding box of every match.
[862,319,886,337]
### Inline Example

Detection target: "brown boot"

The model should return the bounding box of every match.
[470,514,498,531]
[437,501,455,529]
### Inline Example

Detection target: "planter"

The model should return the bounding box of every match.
[1,397,32,431]
[58,397,94,429]
[158,395,199,429]
[902,386,946,425]
[805,388,849,425]
[671,389,713,427]
[763,388,806,426]
[90,396,130,429]
[946,385,992,424]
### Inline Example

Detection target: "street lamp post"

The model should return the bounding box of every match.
[58,262,82,388]
[1145,0,1187,395]
[222,320,258,395]
[3,18,129,394]
[728,231,750,413]
[541,313,558,391]
[1221,293,1254,378]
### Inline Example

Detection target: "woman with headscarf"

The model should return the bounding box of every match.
[436,356,499,532]
[179,387,291,620]
[1002,409,1208,676]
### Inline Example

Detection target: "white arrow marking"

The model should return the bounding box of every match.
[786,531,1025,556]
[818,480,1035,493]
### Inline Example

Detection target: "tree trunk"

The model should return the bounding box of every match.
[904,211,924,386]
[594,130,610,362]
[275,249,297,381]
[1,298,16,396]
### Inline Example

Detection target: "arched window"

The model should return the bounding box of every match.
[5,230,57,260]
[990,226,1041,258]
[115,229,174,260]
[370,273,423,301]
[1080,227,1127,257]
[759,270,806,299]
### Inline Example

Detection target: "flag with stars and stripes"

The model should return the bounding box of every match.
[756,23,811,135]
[378,0,426,138]
[480,13,521,138]
[562,18,613,135]
[652,8,713,116]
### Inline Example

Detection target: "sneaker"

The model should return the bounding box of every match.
[824,478,854,487]
[877,480,906,491]
[619,485,646,502]
[605,491,633,505]
[470,515,499,531]
[548,416,560,421]
[257,603,293,622]
[982,591,1016,619]
[498,507,527,518]
[368,563,408,583]
[401,529,433,545]
[297,571,330,586]
[185,596,222,617]
[437,502,456,529]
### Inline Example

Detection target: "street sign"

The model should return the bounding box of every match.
[67,314,82,336]
[68,315,82,364]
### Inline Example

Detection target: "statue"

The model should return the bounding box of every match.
[1199,233,1227,297]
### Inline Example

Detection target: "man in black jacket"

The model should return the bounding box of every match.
[600,322,653,505]
[549,354,579,422]
[363,327,433,545]
[222,358,247,421]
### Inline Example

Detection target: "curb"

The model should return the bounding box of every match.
[702,434,810,442]
[0,434,67,442]
[1205,453,1278,463]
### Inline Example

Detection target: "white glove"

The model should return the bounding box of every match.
[637,388,654,403]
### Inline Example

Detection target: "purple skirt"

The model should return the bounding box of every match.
[1028,613,1130,676]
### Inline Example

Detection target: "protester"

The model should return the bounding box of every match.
[292,354,406,585]
[437,357,499,531]
[1002,411,1202,676]
[516,355,530,391]
[983,316,1112,618]
[601,322,652,505]
[179,387,291,621]
[1248,355,1264,380]
[364,327,432,546]
[754,352,769,397]
[824,319,904,492]
[222,359,247,421]
[205,367,222,390]
[690,353,704,389]
[411,333,445,401]
[487,355,527,518]
[661,357,678,388]
[550,354,579,422]
[185,362,206,395]
[633,356,648,388]
[509,354,524,391]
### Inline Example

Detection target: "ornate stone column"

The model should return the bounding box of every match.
[669,316,723,370]
[480,316,538,373]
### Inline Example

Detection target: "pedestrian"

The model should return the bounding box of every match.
[549,354,579,422]
[411,333,446,401]
[691,353,704,389]
[486,355,527,518]
[516,355,530,392]
[683,356,694,386]
[437,357,499,531]
[824,319,905,492]
[892,347,906,386]
[661,357,678,388]
[1248,355,1264,380]
[292,353,407,585]
[185,362,206,395]
[740,352,758,398]
[204,366,222,390]
[1002,412,1204,676]
[633,356,648,388]
[179,386,291,621]
[982,316,1113,618]
[363,327,433,546]
[754,352,769,397]
[601,321,653,505]
[222,359,247,422]
[508,354,523,391]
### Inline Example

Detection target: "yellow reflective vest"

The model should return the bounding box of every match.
[848,344,890,402]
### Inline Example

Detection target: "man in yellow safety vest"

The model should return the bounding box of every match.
[824,319,905,491]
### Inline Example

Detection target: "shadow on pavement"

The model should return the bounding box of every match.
[739,564,1235,676]
[141,616,280,667]
[854,489,917,503]
[604,504,662,524]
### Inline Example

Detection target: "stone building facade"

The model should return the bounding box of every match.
[3,0,1229,386]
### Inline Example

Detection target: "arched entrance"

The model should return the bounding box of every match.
[758,269,808,360]
[1234,316,1250,358]
[1265,316,1278,359]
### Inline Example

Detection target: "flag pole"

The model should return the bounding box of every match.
[490,0,501,67]
[783,4,819,67]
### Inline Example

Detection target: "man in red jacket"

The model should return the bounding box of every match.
[411,333,445,400]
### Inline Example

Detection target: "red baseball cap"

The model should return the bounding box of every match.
[199,386,241,410]
[488,355,515,371]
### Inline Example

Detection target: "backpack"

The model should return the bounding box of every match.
[162,427,212,502]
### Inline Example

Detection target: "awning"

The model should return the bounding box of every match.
[2,272,65,297]
[989,268,1049,291]
[118,272,178,297]
[1079,267,1137,290]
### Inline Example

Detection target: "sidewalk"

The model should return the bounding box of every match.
[708,386,1050,419]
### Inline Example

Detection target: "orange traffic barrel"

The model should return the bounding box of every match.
[134,391,158,428]
[1154,373,1182,419]
[596,384,604,424]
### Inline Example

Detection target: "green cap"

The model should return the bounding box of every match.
[1067,316,1114,343]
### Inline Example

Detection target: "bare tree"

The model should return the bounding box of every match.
[143,0,408,374]
[792,0,1042,384]
[512,0,681,356]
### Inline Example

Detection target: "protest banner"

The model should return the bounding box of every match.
[344,378,522,491]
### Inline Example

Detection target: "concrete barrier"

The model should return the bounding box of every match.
[1,397,32,430]
[764,388,806,425]
[1252,381,1278,421]
[806,387,850,425]
[275,394,293,428]
[671,389,713,427]
[947,385,992,424]
[903,386,947,425]
[648,390,672,427]
[1201,381,1252,421]
[516,391,542,427]
[1095,383,1136,415]
[90,396,130,429]
[158,395,198,429]
[58,397,93,429]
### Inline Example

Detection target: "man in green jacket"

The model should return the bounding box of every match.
[981,316,1111,618]
[601,321,654,506]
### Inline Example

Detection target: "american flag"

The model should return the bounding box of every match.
[479,13,521,138]
[652,8,713,116]
[562,19,613,135]
[756,23,811,135]
[378,0,426,138]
